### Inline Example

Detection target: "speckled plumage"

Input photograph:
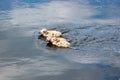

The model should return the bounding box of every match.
[49,37,70,48]
[40,28,62,38]
[40,28,70,48]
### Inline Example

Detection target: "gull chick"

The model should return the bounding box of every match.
[48,37,70,48]
[40,28,62,38]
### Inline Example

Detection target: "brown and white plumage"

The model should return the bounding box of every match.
[40,28,62,38]
[40,28,70,48]
[49,37,70,48]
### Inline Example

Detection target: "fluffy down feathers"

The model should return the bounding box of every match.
[49,37,70,48]
[40,28,62,38]
[40,28,70,48]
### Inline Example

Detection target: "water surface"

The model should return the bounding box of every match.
[0,0,120,80]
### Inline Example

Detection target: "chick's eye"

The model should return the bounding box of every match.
[44,31,48,34]
[56,39,60,42]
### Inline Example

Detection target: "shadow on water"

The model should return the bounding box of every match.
[0,0,120,80]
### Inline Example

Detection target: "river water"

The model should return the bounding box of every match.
[0,0,120,80]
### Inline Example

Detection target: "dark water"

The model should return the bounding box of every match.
[0,0,120,80]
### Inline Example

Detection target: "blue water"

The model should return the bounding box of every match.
[0,0,120,80]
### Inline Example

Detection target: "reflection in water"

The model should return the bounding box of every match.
[36,25,120,68]
[0,0,120,80]
[0,56,69,80]
[0,56,120,80]
[8,0,120,26]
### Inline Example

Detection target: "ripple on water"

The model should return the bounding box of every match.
[36,24,120,67]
